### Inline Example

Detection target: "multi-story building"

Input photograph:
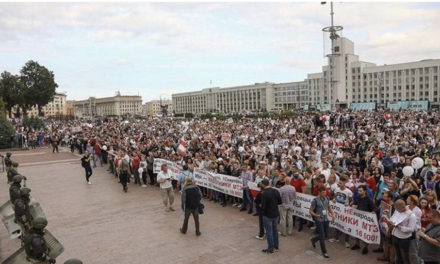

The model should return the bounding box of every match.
[172,83,275,115]
[73,93,142,118]
[351,60,440,108]
[66,100,74,117]
[25,93,67,117]
[172,9,440,114]
[144,99,173,116]
[273,81,308,110]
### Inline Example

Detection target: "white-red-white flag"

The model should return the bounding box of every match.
[177,137,187,155]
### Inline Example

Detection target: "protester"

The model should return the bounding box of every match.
[240,163,254,214]
[351,185,376,254]
[279,176,296,236]
[80,152,92,184]
[119,157,131,193]
[385,199,417,264]
[157,164,175,212]
[10,109,440,263]
[417,209,440,264]
[310,186,335,258]
[330,175,353,248]
[180,177,202,236]
[260,178,281,254]
[254,183,265,240]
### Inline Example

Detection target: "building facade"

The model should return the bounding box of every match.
[73,93,142,118]
[173,83,275,115]
[172,34,440,114]
[25,93,67,117]
[144,99,172,116]
[66,100,74,117]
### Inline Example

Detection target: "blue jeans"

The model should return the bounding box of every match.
[242,188,253,212]
[311,220,329,254]
[263,216,279,252]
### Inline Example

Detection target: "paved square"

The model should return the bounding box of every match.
[0,148,381,264]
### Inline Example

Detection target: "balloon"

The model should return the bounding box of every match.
[385,114,391,120]
[402,166,414,177]
[411,157,424,169]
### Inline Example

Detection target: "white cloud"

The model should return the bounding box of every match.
[116,58,132,66]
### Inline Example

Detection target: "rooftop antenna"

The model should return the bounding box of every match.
[321,2,343,42]
[321,2,343,111]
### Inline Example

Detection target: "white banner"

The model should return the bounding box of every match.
[294,193,380,244]
[154,159,380,244]
[153,159,182,179]
[194,169,243,198]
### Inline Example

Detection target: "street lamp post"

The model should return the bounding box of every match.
[378,75,384,109]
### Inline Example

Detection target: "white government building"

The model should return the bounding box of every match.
[73,92,142,118]
[172,16,440,114]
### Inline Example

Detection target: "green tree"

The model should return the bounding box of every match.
[0,97,14,149]
[22,116,45,130]
[0,96,6,119]
[0,71,22,118]
[20,60,58,117]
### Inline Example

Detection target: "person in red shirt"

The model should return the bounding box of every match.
[312,174,331,197]
[364,170,377,193]
[289,172,308,232]
[93,141,102,167]
[131,153,141,186]
[290,173,306,193]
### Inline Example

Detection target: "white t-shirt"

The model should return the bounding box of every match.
[409,206,422,231]
[157,171,173,189]
[334,187,352,205]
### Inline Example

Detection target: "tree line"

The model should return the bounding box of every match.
[0,60,58,118]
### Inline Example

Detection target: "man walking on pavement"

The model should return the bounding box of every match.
[309,186,335,259]
[81,152,93,184]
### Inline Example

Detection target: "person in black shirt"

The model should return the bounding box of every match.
[180,178,202,236]
[254,183,265,240]
[351,185,376,254]
[260,179,282,254]
[81,152,93,184]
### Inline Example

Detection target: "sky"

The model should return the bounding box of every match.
[1,2,440,102]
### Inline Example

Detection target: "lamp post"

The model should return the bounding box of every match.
[378,75,384,109]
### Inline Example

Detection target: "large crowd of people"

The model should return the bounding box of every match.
[6,110,440,263]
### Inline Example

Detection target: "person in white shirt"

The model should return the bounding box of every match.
[157,164,175,212]
[320,162,331,182]
[330,176,353,248]
[406,195,422,264]
[384,199,417,264]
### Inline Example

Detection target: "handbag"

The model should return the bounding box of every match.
[198,203,205,214]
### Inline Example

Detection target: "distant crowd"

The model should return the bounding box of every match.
[7,110,440,263]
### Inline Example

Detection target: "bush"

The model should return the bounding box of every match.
[22,116,45,130]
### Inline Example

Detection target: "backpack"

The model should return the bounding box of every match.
[14,199,26,219]
[30,233,48,260]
